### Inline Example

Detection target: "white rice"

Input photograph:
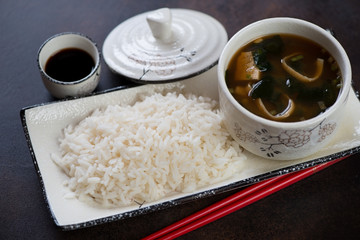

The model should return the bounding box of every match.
[52,92,246,208]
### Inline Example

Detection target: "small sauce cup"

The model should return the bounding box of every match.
[37,32,101,99]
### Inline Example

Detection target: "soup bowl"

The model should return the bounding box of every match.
[218,17,352,160]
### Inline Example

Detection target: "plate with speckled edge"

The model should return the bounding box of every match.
[20,67,360,230]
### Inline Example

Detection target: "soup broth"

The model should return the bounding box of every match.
[226,34,342,122]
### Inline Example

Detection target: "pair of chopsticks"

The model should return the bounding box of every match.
[143,157,347,240]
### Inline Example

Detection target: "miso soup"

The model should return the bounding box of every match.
[225,34,342,122]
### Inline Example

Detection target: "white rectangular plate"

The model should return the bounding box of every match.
[21,68,360,229]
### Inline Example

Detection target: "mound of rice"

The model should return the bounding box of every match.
[52,92,246,208]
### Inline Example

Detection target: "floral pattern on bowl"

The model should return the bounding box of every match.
[233,120,337,158]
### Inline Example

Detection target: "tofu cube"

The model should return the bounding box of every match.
[234,51,261,81]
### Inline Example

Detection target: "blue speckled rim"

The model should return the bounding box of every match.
[37,32,101,86]
[20,85,360,230]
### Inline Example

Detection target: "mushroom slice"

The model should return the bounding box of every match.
[255,94,295,121]
[281,53,324,82]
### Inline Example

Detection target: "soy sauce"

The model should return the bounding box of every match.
[45,48,95,82]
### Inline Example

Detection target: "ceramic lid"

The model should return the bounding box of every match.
[102,8,228,83]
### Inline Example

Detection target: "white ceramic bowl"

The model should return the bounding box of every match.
[218,18,352,160]
[37,32,101,99]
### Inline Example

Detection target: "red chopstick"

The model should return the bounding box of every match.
[143,157,347,240]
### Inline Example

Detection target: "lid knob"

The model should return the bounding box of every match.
[146,8,172,42]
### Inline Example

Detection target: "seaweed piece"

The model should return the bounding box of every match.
[252,48,271,72]
[262,35,284,54]
[322,83,338,106]
[249,77,274,99]
[285,77,305,94]
[251,35,283,72]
